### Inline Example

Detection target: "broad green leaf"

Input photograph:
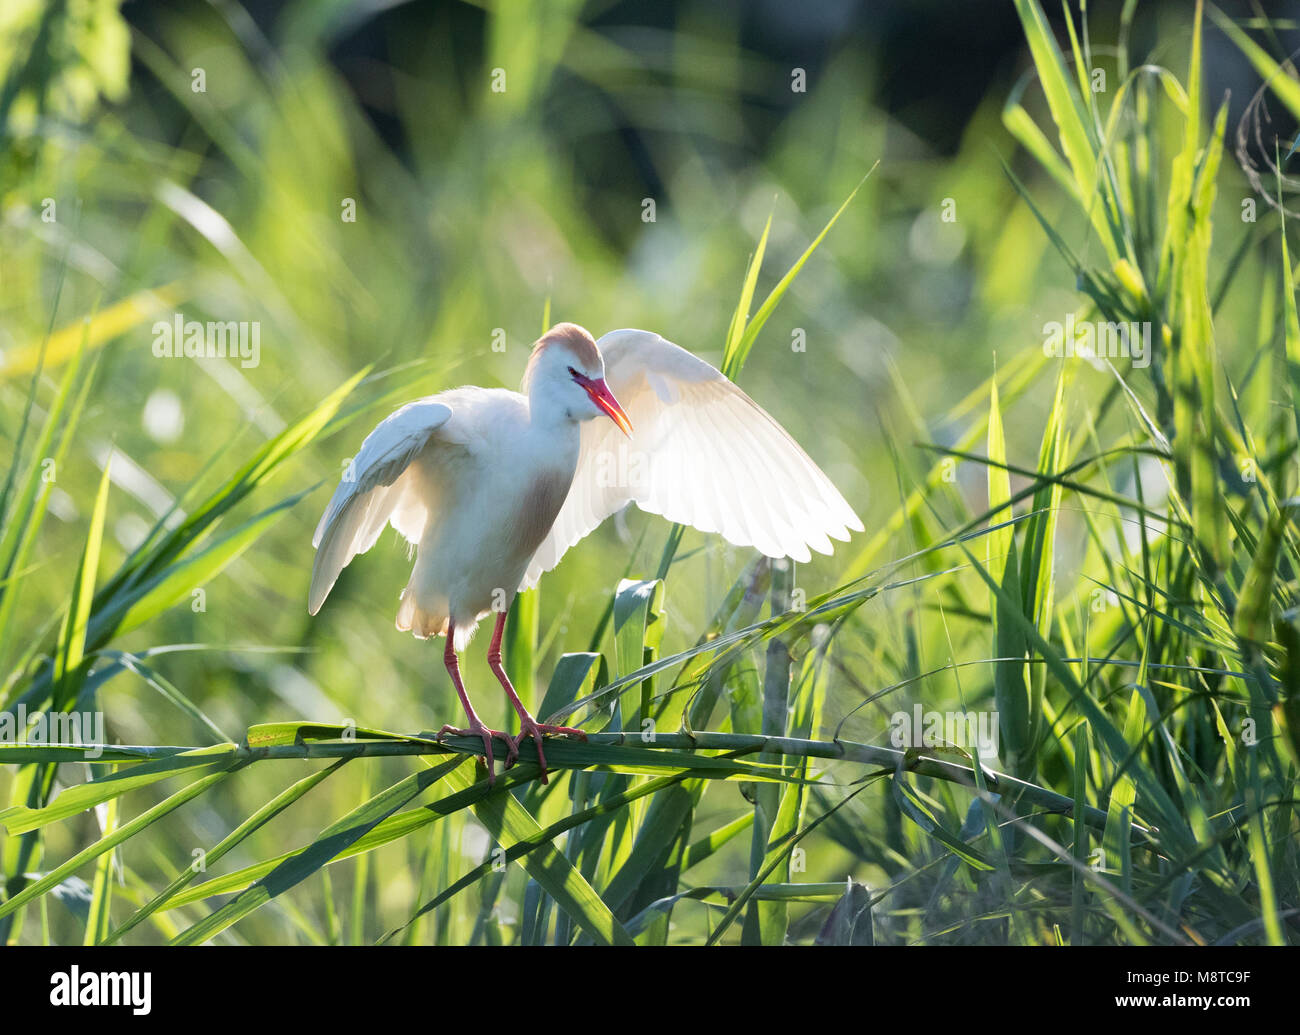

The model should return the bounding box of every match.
[0,765,240,922]
[171,758,464,945]
[0,745,240,834]
[815,880,874,945]
[105,758,349,943]
[465,765,635,946]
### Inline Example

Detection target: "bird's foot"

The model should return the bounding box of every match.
[437,722,517,784]
[509,719,587,785]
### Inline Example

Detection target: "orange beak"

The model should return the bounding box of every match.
[580,377,633,436]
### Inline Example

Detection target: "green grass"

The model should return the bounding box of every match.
[0,0,1298,945]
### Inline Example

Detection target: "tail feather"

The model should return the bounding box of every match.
[395,586,480,649]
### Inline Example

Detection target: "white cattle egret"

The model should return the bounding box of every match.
[309,323,862,782]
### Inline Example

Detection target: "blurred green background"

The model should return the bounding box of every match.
[3,0,1300,945]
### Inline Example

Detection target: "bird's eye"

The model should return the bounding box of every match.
[567,366,581,379]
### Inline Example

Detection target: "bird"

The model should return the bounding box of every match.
[308,323,863,783]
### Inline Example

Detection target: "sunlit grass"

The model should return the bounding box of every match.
[0,0,1297,945]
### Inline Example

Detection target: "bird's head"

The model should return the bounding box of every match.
[523,322,633,436]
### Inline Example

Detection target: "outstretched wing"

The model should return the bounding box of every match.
[309,399,452,614]
[521,328,863,589]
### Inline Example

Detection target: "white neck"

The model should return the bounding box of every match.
[527,379,583,430]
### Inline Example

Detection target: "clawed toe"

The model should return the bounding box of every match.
[437,723,513,785]
[509,720,587,784]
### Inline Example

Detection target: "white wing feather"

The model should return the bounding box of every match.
[521,329,863,589]
[309,399,452,614]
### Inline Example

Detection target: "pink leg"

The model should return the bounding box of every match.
[435,621,516,784]
[486,609,585,784]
